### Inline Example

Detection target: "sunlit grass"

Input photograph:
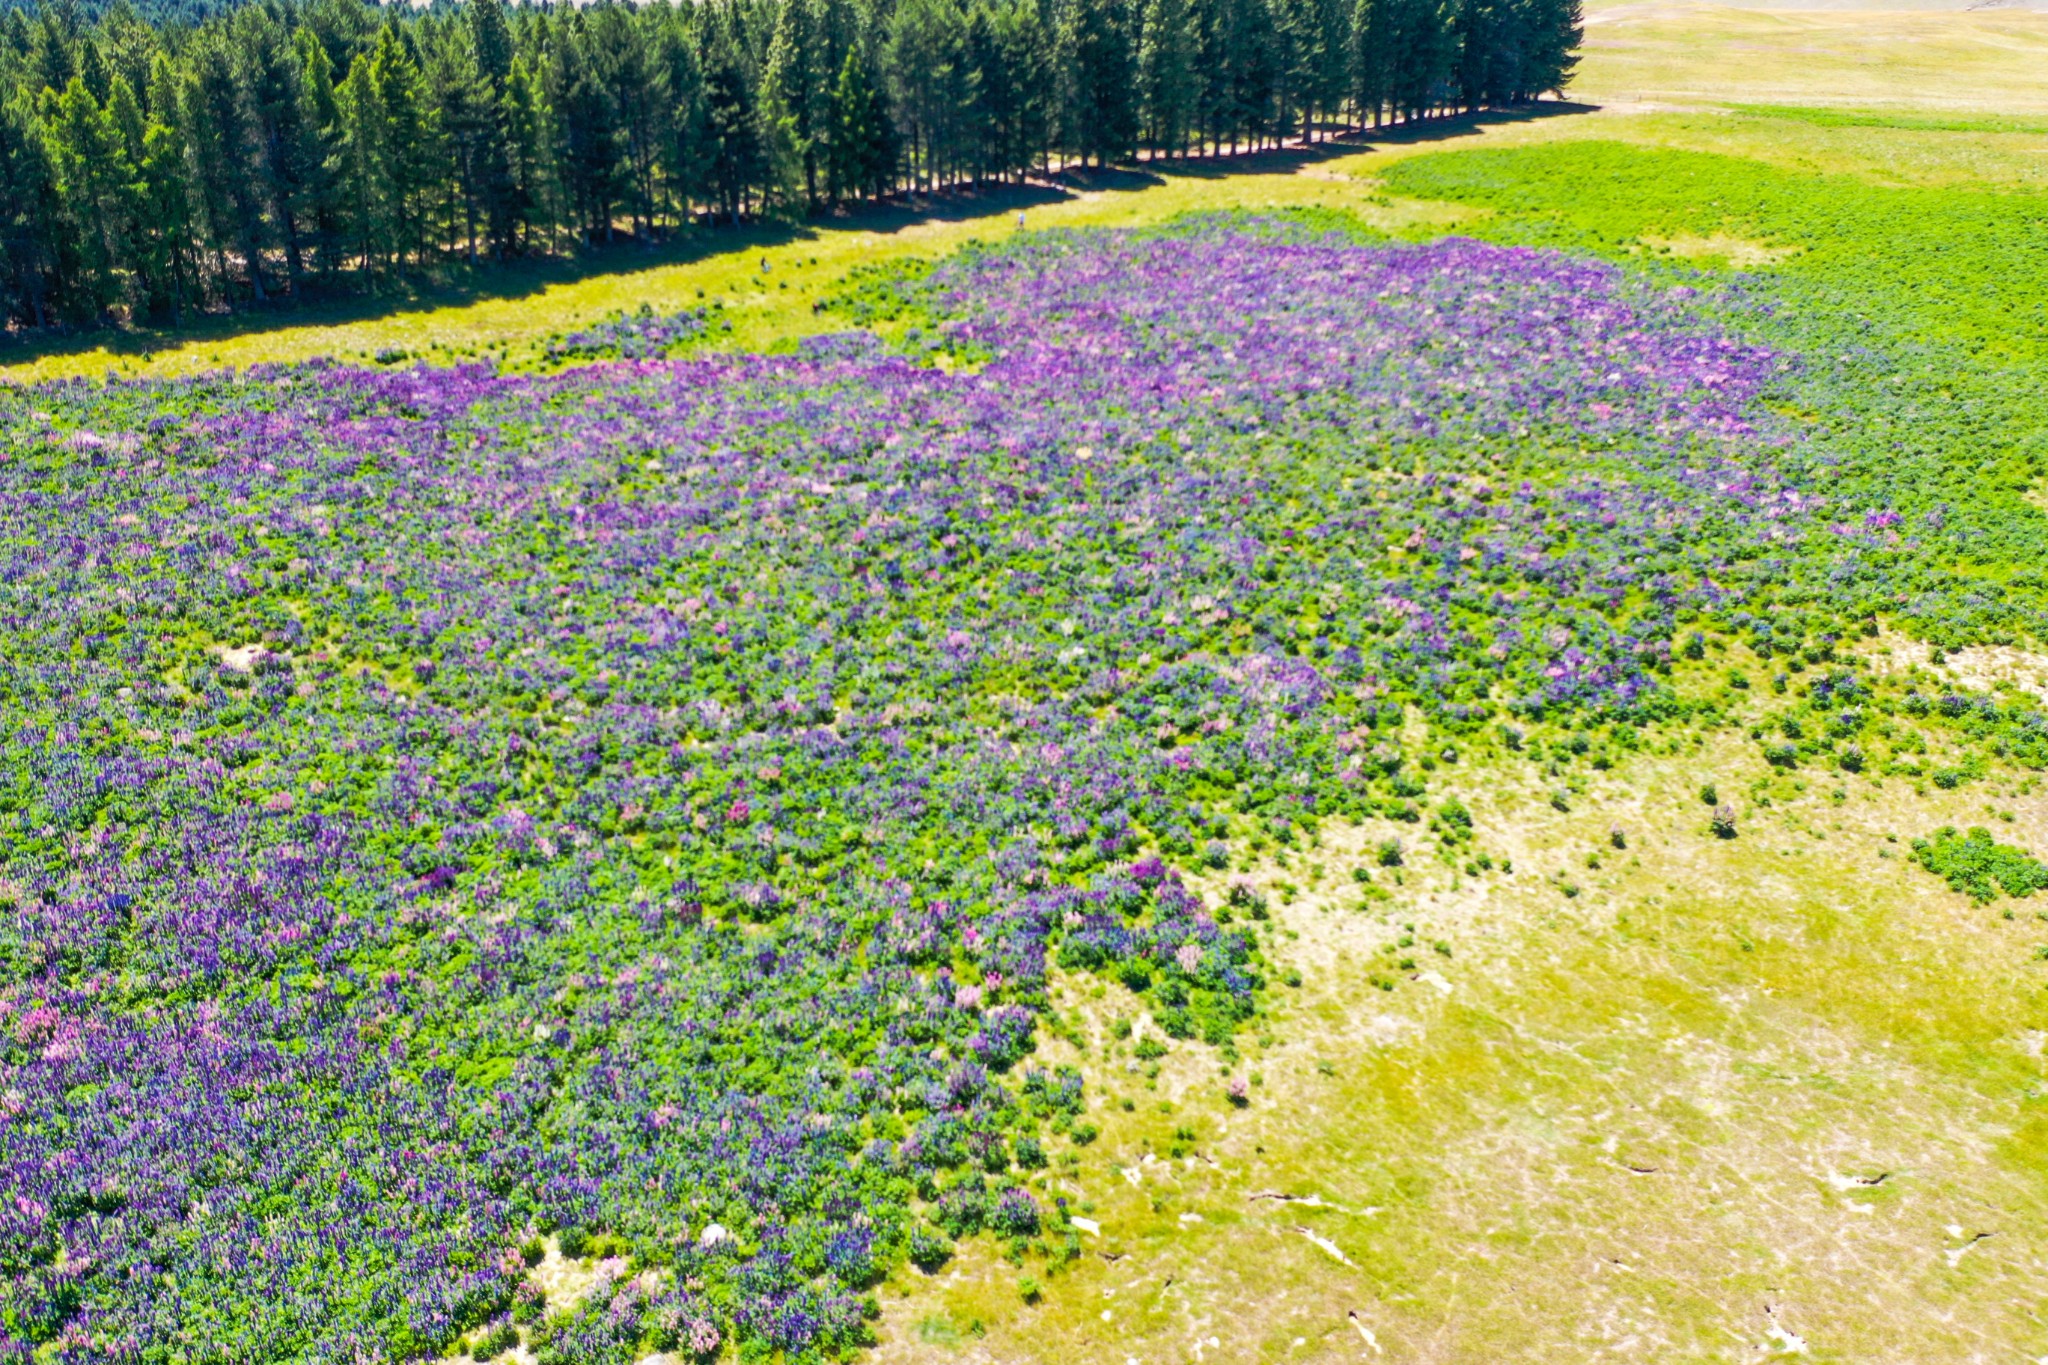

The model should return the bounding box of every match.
[875,722,2048,1361]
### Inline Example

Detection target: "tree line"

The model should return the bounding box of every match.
[0,0,1579,332]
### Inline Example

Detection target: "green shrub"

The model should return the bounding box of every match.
[1912,826,2048,903]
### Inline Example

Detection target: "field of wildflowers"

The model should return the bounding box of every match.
[4,212,2047,1363]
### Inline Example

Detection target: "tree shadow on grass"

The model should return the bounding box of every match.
[1141,101,1601,181]
[0,98,1601,374]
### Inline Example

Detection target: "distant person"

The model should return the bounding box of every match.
[1017,212,1026,230]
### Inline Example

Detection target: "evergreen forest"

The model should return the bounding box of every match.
[0,0,1579,330]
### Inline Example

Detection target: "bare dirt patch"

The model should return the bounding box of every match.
[1853,627,2048,702]
[1641,231,1799,266]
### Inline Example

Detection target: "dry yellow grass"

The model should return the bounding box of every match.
[1579,2,2048,112]
[870,729,2048,1362]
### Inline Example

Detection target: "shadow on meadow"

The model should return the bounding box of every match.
[1138,100,1600,181]
[0,100,1601,376]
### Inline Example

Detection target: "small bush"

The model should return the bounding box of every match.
[1710,804,1738,839]
[472,1322,520,1361]
[1912,826,2048,903]
[908,1225,953,1271]
[1226,879,1269,918]
[991,1189,1041,1236]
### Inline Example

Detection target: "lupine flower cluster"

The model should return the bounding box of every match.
[544,306,708,364]
[0,218,1923,1362]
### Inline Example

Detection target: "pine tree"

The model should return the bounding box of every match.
[434,28,493,260]
[991,0,1053,177]
[1062,0,1137,167]
[887,0,964,192]
[589,3,662,237]
[140,54,199,318]
[1310,0,1350,131]
[469,0,514,90]
[1137,0,1197,158]
[1518,0,1579,99]
[47,74,122,316]
[825,42,894,201]
[294,27,344,276]
[104,74,155,311]
[238,5,316,292]
[548,12,624,242]
[1386,0,1452,121]
[1275,0,1347,137]
[368,24,441,263]
[762,0,825,208]
[651,11,708,227]
[332,50,389,270]
[701,11,765,221]
[30,10,77,96]
[77,37,112,103]
[504,53,548,249]
[98,0,163,100]
[0,93,67,326]
[1350,0,1394,127]
[185,32,269,300]
[1191,0,1233,153]
[2,11,35,73]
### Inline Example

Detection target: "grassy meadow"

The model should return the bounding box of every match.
[12,6,2048,1363]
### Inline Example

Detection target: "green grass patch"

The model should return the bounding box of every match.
[1725,103,2048,138]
